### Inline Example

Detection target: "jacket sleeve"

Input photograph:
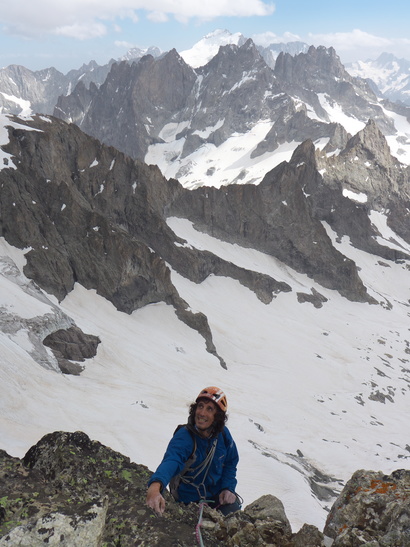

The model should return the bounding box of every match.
[148,427,194,490]
[218,427,239,493]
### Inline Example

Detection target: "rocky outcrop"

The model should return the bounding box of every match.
[314,119,410,259]
[1,432,409,546]
[0,431,201,546]
[0,253,98,374]
[251,107,350,158]
[324,469,410,546]
[43,326,100,375]
[54,79,99,126]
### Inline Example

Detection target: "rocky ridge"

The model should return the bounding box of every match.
[1,112,410,373]
[1,431,409,546]
[2,112,406,374]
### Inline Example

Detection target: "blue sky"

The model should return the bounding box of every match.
[0,0,409,73]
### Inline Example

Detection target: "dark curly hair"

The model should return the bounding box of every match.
[188,399,228,437]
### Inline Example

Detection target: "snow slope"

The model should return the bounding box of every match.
[145,118,300,189]
[1,208,409,532]
[145,88,410,190]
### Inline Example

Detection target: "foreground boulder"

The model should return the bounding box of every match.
[0,431,204,546]
[0,432,408,546]
[324,469,410,546]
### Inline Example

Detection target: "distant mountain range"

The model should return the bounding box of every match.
[50,36,410,191]
[347,52,410,105]
[0,29,409,121]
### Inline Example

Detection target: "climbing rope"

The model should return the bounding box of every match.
[195,492,243,545]
[181,438,218,546]
[195,500,206,546]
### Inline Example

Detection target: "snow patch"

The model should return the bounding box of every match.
[343,188,368,203]
[0,92,32,117]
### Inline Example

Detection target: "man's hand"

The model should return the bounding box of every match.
[146,482,166,515]
[219,489,236,505]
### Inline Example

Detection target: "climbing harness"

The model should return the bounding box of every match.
[168,424,237,546]
[170,424,226,501]
[179,437,218,500]
[170,428,218,546]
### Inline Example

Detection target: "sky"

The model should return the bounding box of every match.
[0,0,409,73]
[1,115,410,533]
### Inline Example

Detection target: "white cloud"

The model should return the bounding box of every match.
[54,22,107,40]
[0,0,275,40]
[306,29,410,62]
[252,31,301,47]
[147,11,169,23]
[249,28,410,63]
[114,40,136,49]
[308,29,392,52]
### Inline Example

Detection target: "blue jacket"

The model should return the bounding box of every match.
[148,425,239,503]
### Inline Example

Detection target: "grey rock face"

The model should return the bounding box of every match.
[168,139,373,302]
[54,40,403,194]
[315,119,410,259]
[0,65,64,115]
[0,115,295,368]
[56,51,198,161]
[55,40,282,167]
[0,115,227,365]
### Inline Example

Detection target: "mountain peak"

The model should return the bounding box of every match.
[179,28,246,68]
[343,118,395,165]
[120,46,162,63]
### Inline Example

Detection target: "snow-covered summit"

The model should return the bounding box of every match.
[179,29,247,68]
[120,46,162,63]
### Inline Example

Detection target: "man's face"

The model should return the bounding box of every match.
[195,399,217,433]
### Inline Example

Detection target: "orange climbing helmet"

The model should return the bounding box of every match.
[196,386,228,412]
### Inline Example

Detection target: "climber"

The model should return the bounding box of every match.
[146,386,241,516]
